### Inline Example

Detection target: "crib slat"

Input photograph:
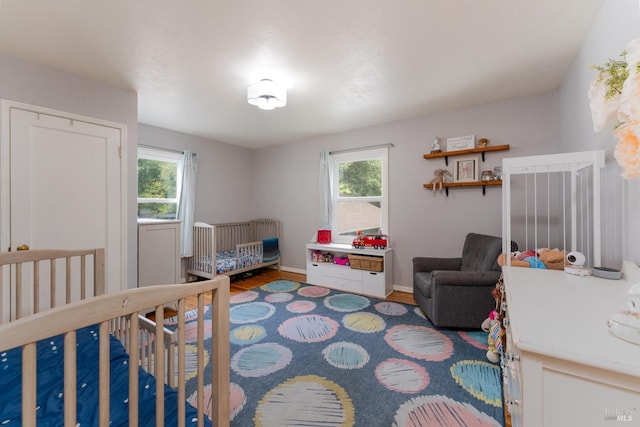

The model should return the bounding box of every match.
[16,262,23,320]
[64,330,77,426]
[197,293,205,426]
[212,284,231,426]
[177,298,186,427]
[22,342,37,426]
[99,321,110,427]
[155,305,165,427]
[129,313,140,427]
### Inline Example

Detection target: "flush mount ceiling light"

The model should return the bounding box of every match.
[247,79,287,110]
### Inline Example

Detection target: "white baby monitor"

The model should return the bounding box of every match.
[566,251,586,267]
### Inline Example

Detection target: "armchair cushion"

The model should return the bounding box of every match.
[460,233,503,272]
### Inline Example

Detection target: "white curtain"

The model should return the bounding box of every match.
[177,150,198,257]
[319,150,333,230]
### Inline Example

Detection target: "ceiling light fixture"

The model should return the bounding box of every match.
[247,79,287,110]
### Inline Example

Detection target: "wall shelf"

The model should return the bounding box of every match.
[423,144,510,166]
[422,180,502,196]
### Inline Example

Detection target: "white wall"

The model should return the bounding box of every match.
[138,124,255,223]
[0,53,139,288]
[254,92,559,287]
[557,0,640,267]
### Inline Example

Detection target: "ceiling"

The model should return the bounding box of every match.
[0,1,604,149]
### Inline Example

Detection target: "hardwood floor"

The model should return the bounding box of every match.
[179,268,416,313]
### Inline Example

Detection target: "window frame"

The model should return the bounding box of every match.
[137,146,182,220]
[330,147,389,244]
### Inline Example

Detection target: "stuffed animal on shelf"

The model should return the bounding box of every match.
[497,248,566,270]
[429,168,453,192]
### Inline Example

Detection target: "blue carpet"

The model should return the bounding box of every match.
[169,280,504,426]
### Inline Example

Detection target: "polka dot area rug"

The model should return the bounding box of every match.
[170,280,504,426]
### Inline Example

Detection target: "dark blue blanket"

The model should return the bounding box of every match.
[0,326,210,426]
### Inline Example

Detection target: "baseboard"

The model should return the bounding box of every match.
[279,265,307,275]
[393,284,412,294]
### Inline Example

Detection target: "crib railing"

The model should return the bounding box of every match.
[0,277,231,427]
[0,248,105,324]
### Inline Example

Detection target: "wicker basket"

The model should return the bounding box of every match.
[348,254,383,272]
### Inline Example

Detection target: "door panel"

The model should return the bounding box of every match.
[1,102,125,319]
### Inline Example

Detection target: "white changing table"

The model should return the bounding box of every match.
[502,262,640,427]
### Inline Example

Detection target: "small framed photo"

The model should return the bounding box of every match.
[453,156,480,182]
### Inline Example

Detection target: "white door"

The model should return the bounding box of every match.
[1,101,126,304]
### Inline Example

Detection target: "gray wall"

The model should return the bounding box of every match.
[557,0,640,267]
[0,53,140,288]
[254,92,559,288]
[138,124,255,224]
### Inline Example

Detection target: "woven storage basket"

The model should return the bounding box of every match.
[348,254,383,272]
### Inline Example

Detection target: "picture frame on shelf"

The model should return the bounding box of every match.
[453,156,480,182]
[446,135,475,152]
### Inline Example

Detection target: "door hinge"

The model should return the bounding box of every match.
[118,146,122,157]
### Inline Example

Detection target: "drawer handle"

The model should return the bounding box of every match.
[503,318,510,328]
[506,353,520,362]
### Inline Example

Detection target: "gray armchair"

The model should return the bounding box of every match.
[413,232,504,329]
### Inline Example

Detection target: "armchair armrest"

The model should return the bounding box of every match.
[413,256,461,273]
[431,270,501,287]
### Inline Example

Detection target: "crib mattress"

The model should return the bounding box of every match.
[0,326,209,426]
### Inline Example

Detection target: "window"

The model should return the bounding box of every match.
[331,147,388,243]
[137,147,181,219]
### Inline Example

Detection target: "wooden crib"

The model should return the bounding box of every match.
[187,218,280,279]
[0,248,230,426]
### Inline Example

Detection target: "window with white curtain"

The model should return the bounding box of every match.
[137,147,181,219]
[331,147,389,244]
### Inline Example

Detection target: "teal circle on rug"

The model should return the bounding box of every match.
[322,341,370,369]
[231,343,293,378]
[324,293,370,312]
[261,280,301,293]
[230,302,275,324]
[230,325,267,345]
[450,360,502,407]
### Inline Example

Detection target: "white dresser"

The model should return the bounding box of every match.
[137,219,181,287]
[305,243,393,298]
[501,263,640,427]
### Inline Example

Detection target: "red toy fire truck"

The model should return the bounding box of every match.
[352,232,388,249]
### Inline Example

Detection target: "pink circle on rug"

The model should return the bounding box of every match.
[286,300,316,313]
[265,292,295,303]
[384,325,453,362]
[231,290,259,304]
[374,301,408,316]
[375,358,429,393]
[298,286,331,298]
[459,331,489,350]
[393,394,500,426]
[184,320,213,343]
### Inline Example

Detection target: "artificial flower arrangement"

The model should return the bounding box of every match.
[588,39,640,179]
